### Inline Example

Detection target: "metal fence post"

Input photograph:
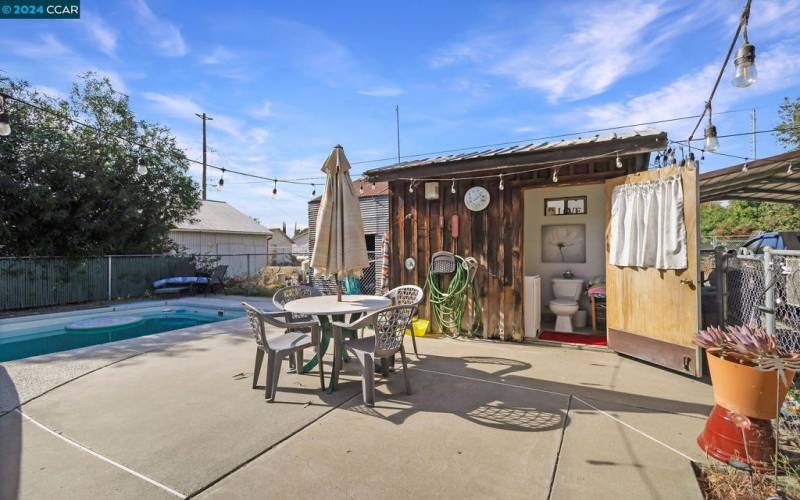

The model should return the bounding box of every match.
[763,248,776,336]
[713,246,725,326]
[107,255,112,301]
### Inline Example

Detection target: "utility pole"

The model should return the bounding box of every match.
[395,105,401,165]
[195,112,213,200]
[750,107,757,160]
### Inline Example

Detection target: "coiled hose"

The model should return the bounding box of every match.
[425,255,482,337]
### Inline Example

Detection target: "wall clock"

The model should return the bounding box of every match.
[464,186,490,211]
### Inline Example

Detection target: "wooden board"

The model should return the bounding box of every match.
[604,165,702,376]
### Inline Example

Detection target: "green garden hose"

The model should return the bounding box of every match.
[425,255,482,337]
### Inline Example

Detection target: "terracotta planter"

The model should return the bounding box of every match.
[706,351,793,420]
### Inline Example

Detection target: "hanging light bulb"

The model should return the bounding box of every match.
[272,180,278,197]
[687,152,697,169]
[498,174,504,191]
[788,163,794,174]
[667,148,676,166]
[409,180,414,193]
[450,179,456,194]
[359,183,364,195]
[552,168,559,183]
[311,184,316,197]
[371,181,376,191]
[0,95,11,136]
[615,153,623,169]
[136,157,148,176]
[704,103,720,153]
[216,169,225,192]
[742,161,749,173]
[732,16,757,88]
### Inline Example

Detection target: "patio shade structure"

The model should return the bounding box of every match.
[699,149,800,204]
[311,145,369,300]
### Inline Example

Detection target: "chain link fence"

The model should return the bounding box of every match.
[0,250,385,312]
[706,248,800,460]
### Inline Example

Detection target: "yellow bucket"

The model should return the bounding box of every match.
[406,318,430,337]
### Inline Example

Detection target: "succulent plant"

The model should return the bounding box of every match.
[696,324,791,364]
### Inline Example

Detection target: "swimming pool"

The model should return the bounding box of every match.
[0,304,244,362]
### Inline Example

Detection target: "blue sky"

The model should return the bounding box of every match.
[2,0,800,230]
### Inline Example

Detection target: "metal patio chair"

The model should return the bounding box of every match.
[241,302,324,402]
[331,305,415,406]
[383,285,424,356]
[273,285,322,369]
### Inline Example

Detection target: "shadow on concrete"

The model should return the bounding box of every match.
[344,354,568,433]
[0,365,21,499]
[341,352,712,432]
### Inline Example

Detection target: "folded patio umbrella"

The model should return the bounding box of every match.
[311,145,369,300]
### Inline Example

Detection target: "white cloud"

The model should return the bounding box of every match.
[201,46,235,65]
[430,1,723,102]
[82,12,118,56]
[33,85,67,100]
[248,127,271,144]
[5,33,69,58]
[572,42,800,139]
[141,92,247,138]
[248,100,274,118]
[357,86,405,97]
[130,0,188,57]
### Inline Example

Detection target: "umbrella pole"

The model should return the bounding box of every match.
[336,280,342,301]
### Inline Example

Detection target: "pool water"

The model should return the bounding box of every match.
[0,306,244,362]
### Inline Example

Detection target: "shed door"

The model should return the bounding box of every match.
[604,165,702,376]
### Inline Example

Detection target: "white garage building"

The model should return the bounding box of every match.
[169,200,271,277]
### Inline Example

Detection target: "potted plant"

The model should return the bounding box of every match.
[696,324,800,470]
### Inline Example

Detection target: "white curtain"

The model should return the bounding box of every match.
[609,175,688,269]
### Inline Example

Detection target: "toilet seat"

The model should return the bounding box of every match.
[549,299,578,307]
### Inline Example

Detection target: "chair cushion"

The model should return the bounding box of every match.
[265,331,314,351]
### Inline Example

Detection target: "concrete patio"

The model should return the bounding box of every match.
[0,298,713,499]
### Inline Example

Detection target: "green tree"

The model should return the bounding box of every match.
[0,74,200,256]
[775,96,800,150]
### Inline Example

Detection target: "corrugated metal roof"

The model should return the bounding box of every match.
[363,128,665,177]
[173,200,271,235]
[699,150,800,204]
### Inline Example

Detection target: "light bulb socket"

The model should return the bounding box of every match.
[735,42,756,67]
[705,123,718,139]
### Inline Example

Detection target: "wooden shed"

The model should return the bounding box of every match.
[364,129,707,377]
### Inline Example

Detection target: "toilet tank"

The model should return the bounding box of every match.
[552,278,584,300]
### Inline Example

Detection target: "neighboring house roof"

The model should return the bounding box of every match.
[309,179,389,203]
[173,200,271,235]
[363,129,666,181]
[268,228,294,245]
[293,230,310,245]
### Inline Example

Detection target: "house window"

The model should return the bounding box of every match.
[545,196,587,216]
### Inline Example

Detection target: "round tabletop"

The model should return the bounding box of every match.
[283,294,391,316]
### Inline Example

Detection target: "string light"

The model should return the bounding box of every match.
[272,179,278,197]
[742,161,748,173]
[615,153,623,169]
[552,168,559,183]
[450,179,456,194]
[704,103,720,153]
[136,157,148,176]
[687,152,697,169]
[498,174,504,191]
[409,180,415,193]
[311,184,316,197]
[788,163,794,174]
[359,182,364,195]
[371,181,376,190]
[216,168,225,191]
[0,95,10,136]
[732,2,757,88]
[667,148,676,166]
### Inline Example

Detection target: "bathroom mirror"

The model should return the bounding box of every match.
[545,196,587,216]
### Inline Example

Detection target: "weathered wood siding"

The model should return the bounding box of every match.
[387,157,650,340]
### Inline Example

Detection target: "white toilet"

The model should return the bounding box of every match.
[549,278,584,333]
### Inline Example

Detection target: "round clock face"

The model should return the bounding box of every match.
[464,186,490,211]
[404,257,416,270]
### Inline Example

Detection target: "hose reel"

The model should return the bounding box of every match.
[425,251,482,337]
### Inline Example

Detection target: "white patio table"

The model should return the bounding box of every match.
[284,294,390,393]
